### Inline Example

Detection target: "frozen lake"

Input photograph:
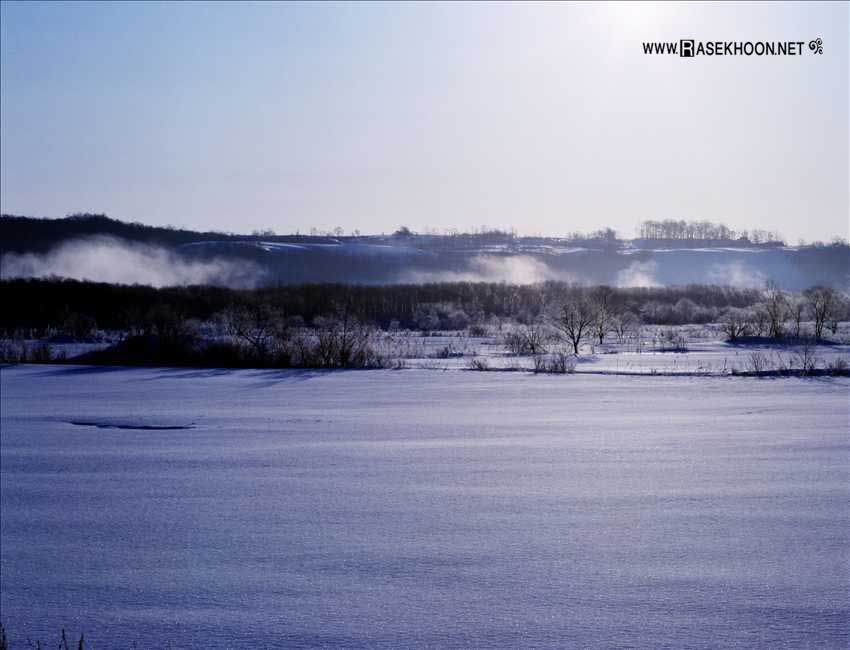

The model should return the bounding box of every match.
[1,365,848,648]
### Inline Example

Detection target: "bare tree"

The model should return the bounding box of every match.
[787,296,807,338]
[551,293,594,355]
[527,321,549,354]
[222,301,286,360]
[803,286,836,340]
[313,299,377,368]
[504,319,549,355]
[611,311,638,344]
[793,340,819,375]
[145,303,193,342]
[63,312,97,340]
[590,285,614,344]
[828,308,843,335]
[747,305,770,337]
[721,307,751,341]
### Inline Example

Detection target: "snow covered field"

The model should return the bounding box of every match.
[1,365,848,648]
[377,328,850,375]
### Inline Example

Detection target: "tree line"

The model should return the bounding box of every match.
[2,278,846,340]
[2,278,846,368]
[637,219,782,244]
[0,278,771,334]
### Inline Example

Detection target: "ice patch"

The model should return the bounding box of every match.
[68,420,196,430]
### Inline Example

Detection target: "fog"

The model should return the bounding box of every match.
[707,260,768,289]
[0,236,263,288]
[399,255,579,285]
[615,260,659,288]
[2,235,846,290]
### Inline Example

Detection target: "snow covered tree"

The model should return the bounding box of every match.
[763,281,788,339]
[803,286,836,340]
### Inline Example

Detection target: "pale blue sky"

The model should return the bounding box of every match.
[1,1,847,240]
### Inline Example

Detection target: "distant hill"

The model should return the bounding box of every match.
[1,214,848,289]
[0,213,232,254]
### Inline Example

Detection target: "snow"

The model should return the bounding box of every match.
[184,239,429,257]
[636,247,770,254]
[257,242,308,251]
[1,364,848,647]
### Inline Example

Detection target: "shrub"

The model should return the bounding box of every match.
[503,331,527,355]
[0,339,26,363]
[827,357,849,375]
[658,328,687,352]
[747,351,768,374]
[503,323,549,355]
[434,343,462,359]
[29,341,53,362]
[720,308,751,341]
[793,342,819,375]
[466,357,489,371]
[533,351,576,374]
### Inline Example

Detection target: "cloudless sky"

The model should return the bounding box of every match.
[1,1,847,240]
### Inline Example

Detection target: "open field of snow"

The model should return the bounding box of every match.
[1,365,848,647]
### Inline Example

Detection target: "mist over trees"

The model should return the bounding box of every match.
[4,214,849,290]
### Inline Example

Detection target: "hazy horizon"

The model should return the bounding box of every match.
[3,211,845,243]
[2,1,848,242]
